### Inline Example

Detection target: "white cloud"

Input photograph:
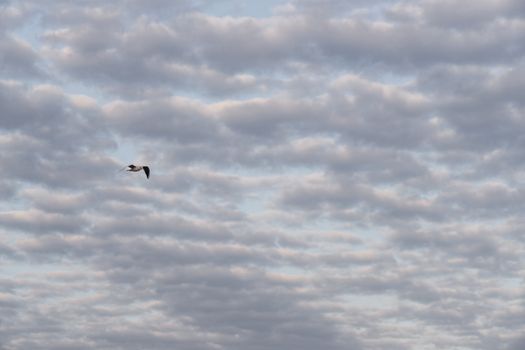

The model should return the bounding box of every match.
[2,0,525,349]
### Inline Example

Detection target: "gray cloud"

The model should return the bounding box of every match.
[0,34,44,79]
[2,0,525,349]
[29,0,524,98]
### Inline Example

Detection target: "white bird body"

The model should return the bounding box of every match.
[126,164,150,178]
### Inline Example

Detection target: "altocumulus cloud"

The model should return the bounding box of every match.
[1,0,525,349]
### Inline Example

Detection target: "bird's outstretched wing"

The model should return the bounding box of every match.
[143,166,150,179]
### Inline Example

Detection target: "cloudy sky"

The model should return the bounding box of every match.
[1,0,525,349]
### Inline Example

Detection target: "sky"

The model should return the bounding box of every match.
[1,0,525,349]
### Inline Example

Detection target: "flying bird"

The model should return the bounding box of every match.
[125,164,150,179]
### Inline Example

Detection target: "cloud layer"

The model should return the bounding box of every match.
[1,0,525,349]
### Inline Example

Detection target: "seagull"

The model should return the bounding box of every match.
[125,164,150,179]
